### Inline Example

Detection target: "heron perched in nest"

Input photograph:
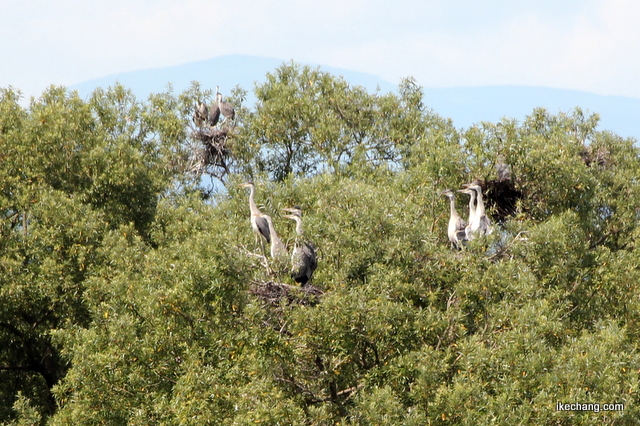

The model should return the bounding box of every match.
[208,100,221,127]
[193,102,208,127]
[216,86,235,122]
[283,206,317,286]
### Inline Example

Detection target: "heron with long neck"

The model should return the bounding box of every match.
[458,187,477,240]
[239,182,271,253]
[440,190,467,249]
[216,86,235,121]
[260,214,287,259]
[283,206,317,286]
[463,182,493,237]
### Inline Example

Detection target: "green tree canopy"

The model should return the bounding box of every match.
[1,63,640,425]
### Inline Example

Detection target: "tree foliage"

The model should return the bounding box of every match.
[1,64,640,425]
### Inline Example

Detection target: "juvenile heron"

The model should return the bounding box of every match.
[462,182,493,237]
[193,102,208,127]
[283,206,317,286]
[496,159,512,182]
[208,101,221,127]
[216,86,235,121]
[457,187,477,240]
[440,190,467,249]
[260,214,287,259]
[239,182,270,253]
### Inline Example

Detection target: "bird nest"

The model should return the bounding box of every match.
[580,145,612,168]
[189,127,233,178]
[249,280,324,307]
[481,178,524,223]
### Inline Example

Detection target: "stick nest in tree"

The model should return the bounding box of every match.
[250,280,324,307]
[580,145,612,168]
[483,178,524,222]
[189,127,233,178]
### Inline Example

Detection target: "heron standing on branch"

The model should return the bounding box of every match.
[260,214,287,259]
[462,182,493,237]
[193,102,208,127]
[239,182,271,253]
[216,86,235,122]
[283,206,317,286]
[208,100,220,127]
[440,190,467,249]
[457,187,477,241]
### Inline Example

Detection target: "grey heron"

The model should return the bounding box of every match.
[260,214,287,259]
[208,101,221,127]
[239,182,271,253]
[283,206,317,286]
[496,156,511,182]
[457,187,477,241]
[216,86,235,121]
[462,182,493,237]
[440,190,467,249]
[193,102,208,127]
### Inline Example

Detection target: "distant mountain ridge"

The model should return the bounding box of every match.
[70,55,640,140]
[70,55,396,101]
[422,85,640,140]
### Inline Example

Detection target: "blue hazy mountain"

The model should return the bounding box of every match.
[70,55,396,102]
[70,55,640,140]
[422,86,640,140]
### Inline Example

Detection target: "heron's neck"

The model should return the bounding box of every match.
[475,189,486,215]
[448,197,458,218]
[468,193,477,215]
[266,219,285,257]
[267,219,282,245]
[248,186,260,214]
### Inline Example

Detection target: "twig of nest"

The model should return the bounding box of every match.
[193,127,230,145]
[472,177,524,223]
[249,280,324,307]
[580,145,611,168]
[484,179,523,222]
[189,127,232,178]
[234,246,324,306]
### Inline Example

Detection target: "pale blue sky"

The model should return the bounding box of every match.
[2,0,638,100]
